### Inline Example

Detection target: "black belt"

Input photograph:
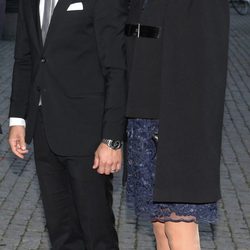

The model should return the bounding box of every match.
[125,24,161,39]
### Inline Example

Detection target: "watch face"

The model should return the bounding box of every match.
[112,140,121,149]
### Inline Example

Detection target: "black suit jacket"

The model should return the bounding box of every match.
[9,0,127,156]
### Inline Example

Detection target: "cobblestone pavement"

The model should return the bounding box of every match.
[0,10,250,250]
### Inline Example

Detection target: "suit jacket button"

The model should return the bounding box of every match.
[41,58,46,63]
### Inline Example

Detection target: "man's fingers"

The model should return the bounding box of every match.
[93,143,123,175]
[15,151,25,159]
[16,145,28,154]
[97,160,113,175]
[116,162,122,172]
[93,155,106,174]
[9,137,27,158]
[9,139,18,154]
[10,140,25,159]
[99,159,122,175]
[101,160,108,173]
[104,163,115,175]
[20,137,27,151]
[100,160,114,175]
[8,126,27,159]
[16,140,21,149]
[93,155,100,169]
[16,138,28,154]
[104,169,111,175]
[97,165,105,174]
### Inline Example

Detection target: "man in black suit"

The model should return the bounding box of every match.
[8,0,127,249]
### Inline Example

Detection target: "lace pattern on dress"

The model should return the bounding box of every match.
[126,119,217,224]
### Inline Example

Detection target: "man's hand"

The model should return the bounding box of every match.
[8,126,28,159]
[93,143,122,175]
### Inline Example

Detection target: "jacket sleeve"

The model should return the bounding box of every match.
[93,0,128,141]
[9,0,32,119]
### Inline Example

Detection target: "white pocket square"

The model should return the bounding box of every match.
[67,2,84,11]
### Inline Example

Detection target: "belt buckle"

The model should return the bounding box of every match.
[136,23,141,38]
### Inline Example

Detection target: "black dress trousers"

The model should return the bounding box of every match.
[33,109,118,250]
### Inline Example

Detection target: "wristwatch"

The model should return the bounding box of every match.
[102,139,123,150]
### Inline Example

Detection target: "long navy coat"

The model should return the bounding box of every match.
[126,0,230,203]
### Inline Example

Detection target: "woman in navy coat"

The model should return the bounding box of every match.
[126,0,229,249]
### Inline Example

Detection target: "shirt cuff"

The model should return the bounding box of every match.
[9,118,26,127]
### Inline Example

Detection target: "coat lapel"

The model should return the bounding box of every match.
[30,0,43,49]
[43,0,71,50]
[32,0,80,50]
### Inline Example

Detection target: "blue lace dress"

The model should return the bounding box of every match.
[126,119,217,223]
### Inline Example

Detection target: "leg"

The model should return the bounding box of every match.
[33,111,85,250]
[164,218,200,250]
[65,156,119,250]
[152,222,170,250]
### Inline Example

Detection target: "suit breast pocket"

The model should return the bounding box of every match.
[64,9,85,22]
[65,0,91,17]
[67,2,84,11]
[62,3,92,31]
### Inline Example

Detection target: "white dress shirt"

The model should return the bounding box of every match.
[9,0,59,127]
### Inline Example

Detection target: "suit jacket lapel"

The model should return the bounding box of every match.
[31,0,43,49]
[43,0,72,50]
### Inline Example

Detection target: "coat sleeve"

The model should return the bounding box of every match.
[9,0,32,119]
[93,0,128,140]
